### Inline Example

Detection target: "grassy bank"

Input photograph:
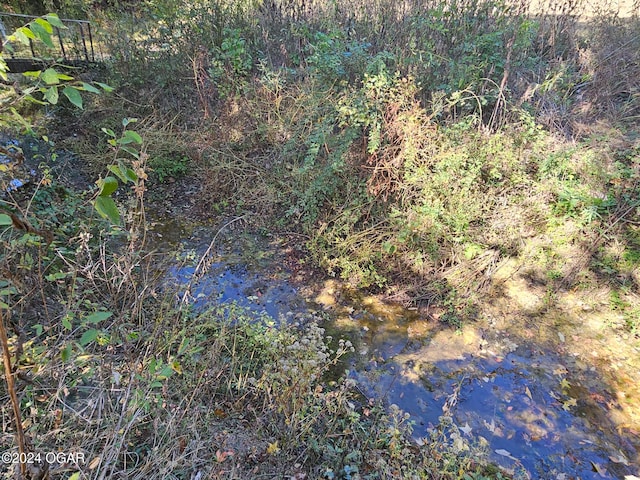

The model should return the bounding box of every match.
[72,0,640,325]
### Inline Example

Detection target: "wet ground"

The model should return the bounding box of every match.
[153,221,639,480]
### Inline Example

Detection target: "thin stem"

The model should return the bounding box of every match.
[0,307,27,476]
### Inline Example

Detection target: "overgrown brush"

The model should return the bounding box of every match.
[0,164,508,478]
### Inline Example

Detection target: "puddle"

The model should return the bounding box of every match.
[152,222,640,480]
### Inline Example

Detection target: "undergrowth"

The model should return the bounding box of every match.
[0,163,504,478]
[50,0,638,327]
[1,0,639,477]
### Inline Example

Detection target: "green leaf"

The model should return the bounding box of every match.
[43,14,66,29]
[30,22,54,48]
[108,164,127,183]
[62,313,73,330]
[60,343,72,362]
[125,168,138,182]
[41,68,60,85]
[157,365,174,380]
[120,146,140,159]
[81,82,101,94]
[79,329,100,346]
[101,127,116,137]
[43,85,59,104]
[13,26,36,43]
[34,18,54,34]
[22,70,41,78]
[116,136,134,145]
[10,108,34,134]
[84,311,113,324]
[94,196,120,225]
[63,86,83,108]
[0,214,12,226]
[95,82,114,92]
[382,241,396,254]
[12,30,29,44]
[57,73,74,81]
[45,271,68,281]
[123,130,143,144]
[98,176,119,196]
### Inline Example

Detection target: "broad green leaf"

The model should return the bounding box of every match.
[98,176,118,196]
[125,168,138,182]
[120,146,140,159]
[14,26,36,43]
[57,73,74,81]
[60,343,72,362]
[101,127,116,137]
[12,29,29,44]
[0,214,12,225]
[30,22,54,48]
[43,85,59,104]
[157,365,174,380]
[116,131,143,145]
[67,473,81,480]
[81,82,101,94]
[34,18,53,34]
[95,82,114,92]
[63,86,83,108]
[41,68,60,85]
[22,70,41,78]
[108,164,128,183]
[94,196,120,224]
[123,130,143,144]
[79,328,100,346]
[84,311,113,324]
[43,14,66,29]
[116,136,134,145]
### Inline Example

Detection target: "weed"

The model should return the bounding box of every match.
[149,154,189,183]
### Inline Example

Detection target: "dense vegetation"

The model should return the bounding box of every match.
[1,0,638,478]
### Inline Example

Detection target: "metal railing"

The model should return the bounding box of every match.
[0,12,101,71]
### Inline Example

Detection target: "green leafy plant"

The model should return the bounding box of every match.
[95,118,145,225]
[1,14,112,117]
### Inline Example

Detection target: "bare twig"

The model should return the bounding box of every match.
[0,307,27,477]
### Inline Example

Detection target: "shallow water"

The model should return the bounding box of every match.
[155,223,639,480]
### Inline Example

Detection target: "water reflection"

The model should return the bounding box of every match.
[160,232,639,479]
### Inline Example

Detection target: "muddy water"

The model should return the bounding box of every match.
[154,223,639,480]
